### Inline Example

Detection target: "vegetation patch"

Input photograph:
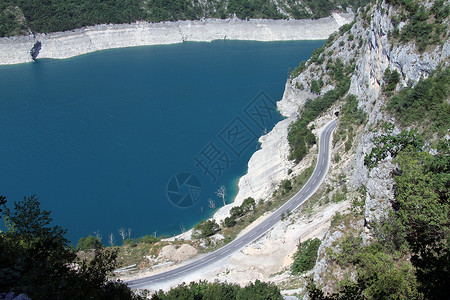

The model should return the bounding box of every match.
[291,238,321,274]
[0,0,370,37]
[0,195,143,299]
[309,128,449,299]
[288,58,352,162]
[388,0,449,52]
[333,94,367,150]
[151,279,283,299]
[387,67,450,137]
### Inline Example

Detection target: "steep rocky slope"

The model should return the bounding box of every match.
[111,1,449,297]
[283,0,449,297]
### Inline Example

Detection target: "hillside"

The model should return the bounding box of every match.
[0,0,448,299]
[118,0,449,298]
[0,0,367,37]
[284,0,449,298]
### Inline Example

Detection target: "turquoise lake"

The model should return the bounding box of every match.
[0,40,323,243]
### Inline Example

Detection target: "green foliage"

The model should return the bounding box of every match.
[288,61,352,162]
[309,46,326,65]
[388,0,449,52]
[223,197,256,228]
[392,147,450,299]
[0,195,6,220]
[224,216,237,228]
[331,186,347,203]
[77,234,103,251]
[230,206,244,219]
[123,234,160,247]
[387,67,450,136]
[291,238,321,274]
[364,126,424,169]
[338,20,355,34]
[336,94,366,148]
[0,3,27,37]
[372,211,408,253]
[16,0,147,34]
[135,234,159,244]
[152,279,283,300]
[193,219,219,238]
[0,0,370,37]
[0,195,141,299]
[313,134,449,299]
[226,0,285,20]
[146,0,202,22]
[241,197,256,212]
[281,179,293,193]
[291,61,307,79]
[382,68,401,96]
[318,234,422,299]
[310,78,324,94]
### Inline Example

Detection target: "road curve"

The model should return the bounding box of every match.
[127,119,337,289]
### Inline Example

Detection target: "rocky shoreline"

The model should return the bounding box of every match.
[0,13,353,65]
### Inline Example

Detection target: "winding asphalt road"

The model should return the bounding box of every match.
[127,119,337,289]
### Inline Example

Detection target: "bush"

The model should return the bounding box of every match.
[364,127,424,169]
[193,220,219,238]
[281,179,293,192]
[223,216,236,228]
[230,206,244,219]
[310,79,324,94]
[152,279,283,299]
[383,68,401,95]
[0,195,142,299]
[387,67,449,136]
[291,238,321,274]
[77,235,103,251]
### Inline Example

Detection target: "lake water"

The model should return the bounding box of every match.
[0,40,323,244]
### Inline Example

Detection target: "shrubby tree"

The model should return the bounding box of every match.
[193,220,219,238]
[77,234,103,251]
[151,280,283,299]
[0,195,141,299]
[291,238,321,274]
[241,197,256,212]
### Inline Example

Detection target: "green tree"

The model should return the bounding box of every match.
[224,216,236,228]
[236,279,283,300]
[281,179,293,192]
[0,195,141,299]
[392,147,450,299]
[291,238,321,274]
[77,234,103,251]
[193,220,219,238]
[241,197,256,212]
[230,206,244,219]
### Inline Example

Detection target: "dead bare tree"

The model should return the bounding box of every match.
[216,185,226,206]
[118,227,127,241]
[152,231,158,238]
[208,198,216,209]
[127,228,132,239]
[109,233,115,246]
[93,230,102,242]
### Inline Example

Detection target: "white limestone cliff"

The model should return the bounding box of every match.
[0,14,354,65]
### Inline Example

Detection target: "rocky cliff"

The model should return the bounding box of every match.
[284,0,449,296]
[0,14,353,66]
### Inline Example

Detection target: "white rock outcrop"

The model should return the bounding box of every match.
[0,14,354,65]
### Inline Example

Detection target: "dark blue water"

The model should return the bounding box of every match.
[0,40,323,243]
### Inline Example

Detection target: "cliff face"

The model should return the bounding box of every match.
[0,14,353,66]
[283,0,449,295]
